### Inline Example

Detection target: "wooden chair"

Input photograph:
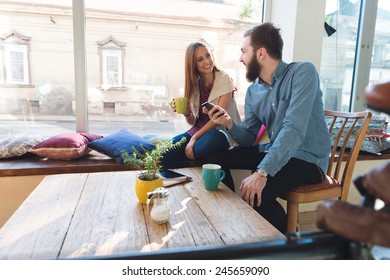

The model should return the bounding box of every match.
[279,109,372,233]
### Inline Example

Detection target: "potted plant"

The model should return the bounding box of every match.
[121,137,186,204]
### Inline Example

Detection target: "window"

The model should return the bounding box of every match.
[320,0,362,112]
[0,0,263,138]
[5,44,28,84]
[98,37,125,89]
[369,0,390,84]
[102,50,121,87]
[1,31,31,85]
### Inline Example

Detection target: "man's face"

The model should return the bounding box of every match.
[240,36,260,82]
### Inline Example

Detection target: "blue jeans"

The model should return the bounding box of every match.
[161,129,230,169]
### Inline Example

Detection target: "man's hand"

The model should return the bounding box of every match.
[207,106,233,130]
[240,172,267,207]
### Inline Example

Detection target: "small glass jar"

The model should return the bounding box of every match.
[147,188,170,224]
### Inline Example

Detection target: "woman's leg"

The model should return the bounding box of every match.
[160,132,190,169]
[193,129,230,159]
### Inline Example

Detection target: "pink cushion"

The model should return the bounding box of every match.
[254,124,267,144]
[31,132,103,160]
[290,175,340,193]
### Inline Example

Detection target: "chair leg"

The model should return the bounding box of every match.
[286,201,299,233]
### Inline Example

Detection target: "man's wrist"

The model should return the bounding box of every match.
[257,168,268,178]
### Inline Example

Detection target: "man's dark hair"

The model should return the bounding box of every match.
[244,22,283,60]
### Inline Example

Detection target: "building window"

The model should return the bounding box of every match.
[1,31,31,85]
[102,49,121,88]
[97,37,125,90]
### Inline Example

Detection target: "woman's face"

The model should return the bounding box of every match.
[195,46,214,75]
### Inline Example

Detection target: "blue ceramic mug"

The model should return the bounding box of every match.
[202,164,226,191]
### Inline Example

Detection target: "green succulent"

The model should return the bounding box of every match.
[121,136,186,181]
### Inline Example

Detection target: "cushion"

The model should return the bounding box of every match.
[0,135,45,159]
[328,114,390,155]
[30,132,103,160]
[88,129,155,164]
[290,175,340,193]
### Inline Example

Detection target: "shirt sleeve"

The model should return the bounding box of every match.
[258,63,319,176]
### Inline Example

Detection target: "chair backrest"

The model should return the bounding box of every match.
[325,109,372,199]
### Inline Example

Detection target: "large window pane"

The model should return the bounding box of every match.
[85,0,262,137]
[368,0,390,85]
[0,0,75,137]
[0,0,263,138]
[320,0,361,112]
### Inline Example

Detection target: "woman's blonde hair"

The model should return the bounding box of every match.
[184,40,220,100]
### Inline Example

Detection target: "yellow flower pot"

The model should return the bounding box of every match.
[135,176,163,204]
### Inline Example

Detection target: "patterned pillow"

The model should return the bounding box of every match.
[0,135,45,159]
[30,132,103,160]
[88,129,155,164]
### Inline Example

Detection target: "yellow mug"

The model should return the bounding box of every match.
[173,97,188,114]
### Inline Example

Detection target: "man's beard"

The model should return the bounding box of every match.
[246,54,261,82]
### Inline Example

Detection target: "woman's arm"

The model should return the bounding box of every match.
[185,92,232,159]
[191,92,232,141]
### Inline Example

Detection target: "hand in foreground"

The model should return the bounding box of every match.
[363,161,390,204]
[239,172,267,207]
[316,199,390,247]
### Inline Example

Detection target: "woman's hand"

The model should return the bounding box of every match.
[184,137,197,160]
[169,99,177,113]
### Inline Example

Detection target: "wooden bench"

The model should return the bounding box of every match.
[0,151,137,177]
[0,151,206,177]
[0,148,389,178]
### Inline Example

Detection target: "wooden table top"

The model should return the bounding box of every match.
[0,167,284,259]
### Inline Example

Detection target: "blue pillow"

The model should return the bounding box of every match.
[88,129,155,164]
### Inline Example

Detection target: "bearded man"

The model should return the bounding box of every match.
[205,22,331,234]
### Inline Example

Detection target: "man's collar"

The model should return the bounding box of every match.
[257,60,286,86]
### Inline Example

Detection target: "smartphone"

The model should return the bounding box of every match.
[159,169,192,188]
[201,102,220,113]
[159,168,190,179]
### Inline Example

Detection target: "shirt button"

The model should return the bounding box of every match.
[272,131,274,135]
[272,103,275,107]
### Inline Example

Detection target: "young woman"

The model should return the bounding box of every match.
[161,40,241,168]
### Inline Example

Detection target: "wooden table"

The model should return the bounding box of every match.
[0,168,284,259]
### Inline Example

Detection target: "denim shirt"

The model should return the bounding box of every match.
[228,60,331,176]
